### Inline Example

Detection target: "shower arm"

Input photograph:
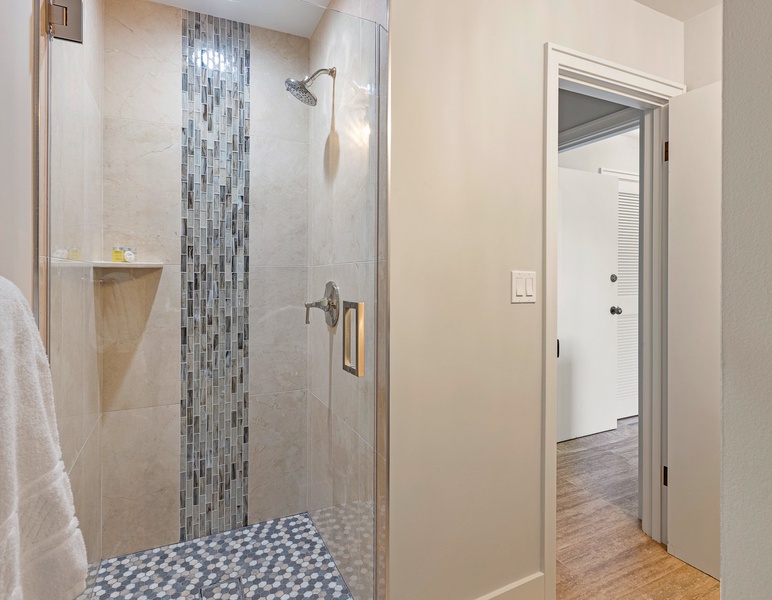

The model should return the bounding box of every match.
[303,67,336,87]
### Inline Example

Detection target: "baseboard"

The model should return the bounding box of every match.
[474,572,545,600]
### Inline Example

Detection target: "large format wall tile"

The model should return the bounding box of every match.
[99,266,179,411]
[248,391,308,523]
[250,267,308,395]
[307,265,334,408]
[103,0,181,124]
[250,137,309,267]
[101,405,179,558]
[306,394,333,512]
[69,419,102,563]
[250,27,309,144]
[51,264,90,472]
[103,117,180,263]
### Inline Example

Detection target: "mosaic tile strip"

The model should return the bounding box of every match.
[83,513,352,600]
[181,11,251,541]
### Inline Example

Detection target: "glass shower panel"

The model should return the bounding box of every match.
[47,17,104,565]
[46,2,380,598]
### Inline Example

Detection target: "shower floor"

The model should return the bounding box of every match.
[77,512,353,600]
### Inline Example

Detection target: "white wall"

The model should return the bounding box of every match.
[388,1,683,598]
[558,131,640,175]
[685,4,722,91]
[722,1,772,597]
[0,0,35,304]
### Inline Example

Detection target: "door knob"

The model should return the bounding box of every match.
[610,306,622,315]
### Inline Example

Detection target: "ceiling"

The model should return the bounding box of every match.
[152,0,330,38]
[634,0,722,22]
[559,90,629,134]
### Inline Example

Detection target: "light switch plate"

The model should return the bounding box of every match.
[511,271,536,304]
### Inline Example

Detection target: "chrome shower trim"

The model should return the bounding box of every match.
[284,66,336,106]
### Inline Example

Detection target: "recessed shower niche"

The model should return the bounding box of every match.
[44,0,388,598]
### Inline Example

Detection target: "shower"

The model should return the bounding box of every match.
[285,67,336,106]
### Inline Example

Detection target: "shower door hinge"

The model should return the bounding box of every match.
[49,0,83,44]
[663,465,668,487]
[664,141,669,162]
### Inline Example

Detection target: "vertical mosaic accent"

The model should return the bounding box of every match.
[180,11,250,541]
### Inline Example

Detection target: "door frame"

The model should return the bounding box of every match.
[542,43,685,599]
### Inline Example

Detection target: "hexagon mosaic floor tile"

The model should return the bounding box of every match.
[78,513,353,600]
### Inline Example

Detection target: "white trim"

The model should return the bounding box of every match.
[543,42,685,600]
[558,107,640,152]
[474,572,545,600]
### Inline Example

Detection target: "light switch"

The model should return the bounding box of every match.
[511,270,537,304]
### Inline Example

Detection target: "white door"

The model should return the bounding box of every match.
[607,172,640,420]
[557,168,620,442]
[667,81,721,579]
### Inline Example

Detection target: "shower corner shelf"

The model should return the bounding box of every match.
[92,261,164,270]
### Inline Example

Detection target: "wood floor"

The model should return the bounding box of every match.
[557,417,720,599]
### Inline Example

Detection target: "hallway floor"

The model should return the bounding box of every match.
[557,417,720,599]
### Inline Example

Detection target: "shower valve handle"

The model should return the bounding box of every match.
[305,281,340,327]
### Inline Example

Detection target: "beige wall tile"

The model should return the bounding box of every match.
[70,420,102,563]
[360,0,388,28]
[306,394,333,511]
[99,266,179,411]
[51,265,89,472]
[103,0,181,124]
[250,267,308,395]
[250,137,309,267]
[307,265,334,407]
[248,390,308,523]
[84,113,104,262]
[101,404,179,558]
[103,117,180,264]
[251,26,310,144]
[50,110,86,260]
[84,0,104,114]
[329,261,375,446]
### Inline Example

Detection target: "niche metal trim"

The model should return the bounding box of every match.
[342,301,365,378]
[49,0,83,43]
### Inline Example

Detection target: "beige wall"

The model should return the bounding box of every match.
[388,1,683,598]
[306,9,379,600]
[0,0,35,304]
[722,0,772,596]
[685,5,723,91]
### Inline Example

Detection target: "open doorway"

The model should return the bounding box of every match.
[550,59,721,599]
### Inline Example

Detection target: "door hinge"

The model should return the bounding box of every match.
[663,465,668,487]
[49,0,83,43]
[664,141,669,162]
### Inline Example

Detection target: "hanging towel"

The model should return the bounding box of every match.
[0,277,87,600]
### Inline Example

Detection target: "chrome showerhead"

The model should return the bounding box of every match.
[285,78,317,106]
[284,67,336,107]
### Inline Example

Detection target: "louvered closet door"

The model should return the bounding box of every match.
[603,171,640,419]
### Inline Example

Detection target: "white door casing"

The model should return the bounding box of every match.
[544,43,685,599]
[557,168,619,442]
[666,81,721,579]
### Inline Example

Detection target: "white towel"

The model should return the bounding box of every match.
[0,277,87,600]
